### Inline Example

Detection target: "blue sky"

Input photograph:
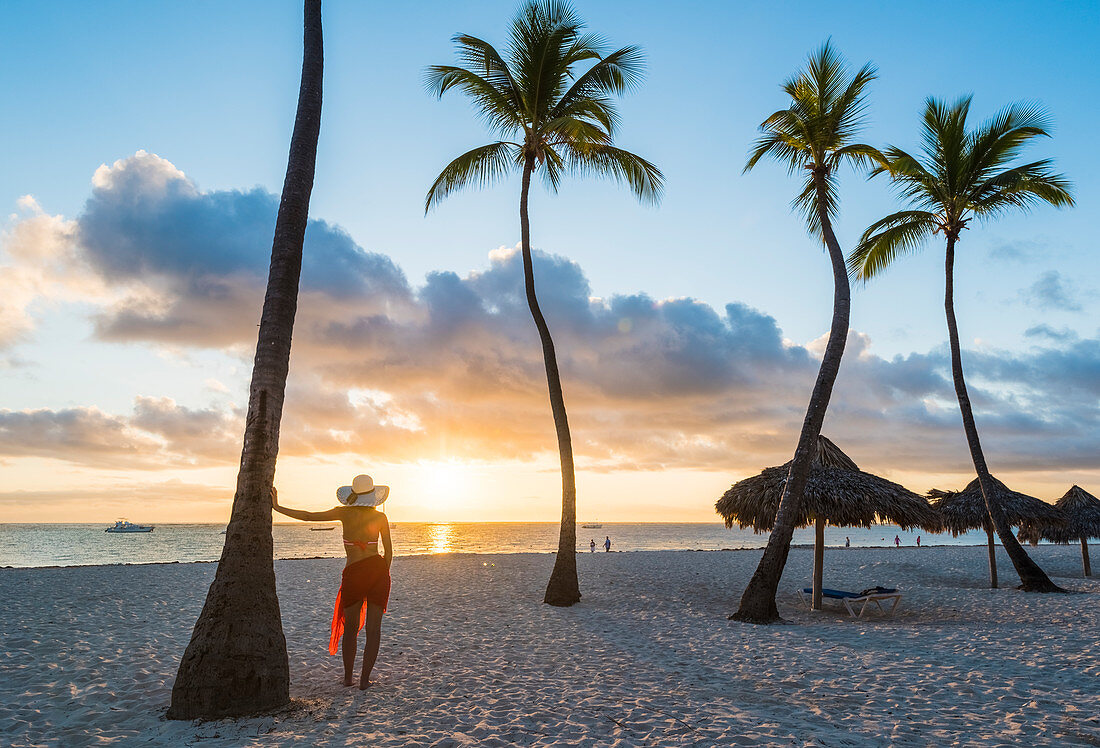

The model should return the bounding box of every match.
[1,1,1096,521]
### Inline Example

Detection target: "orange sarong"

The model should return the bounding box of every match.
[329,555,390,655]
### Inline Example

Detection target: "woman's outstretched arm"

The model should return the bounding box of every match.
[271,486,344,522]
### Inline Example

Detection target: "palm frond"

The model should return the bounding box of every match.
[544,115,609,146]
[803,41,847,114]
[562,31,606,66]
[850,211,937,279]
[451,34,521,111]
[874,146,945,209]
[827,61,877,148]
[745,41,876,236]
[540,143,566,192]
[744,127,807,175]
[509,0,583,125]
[970,159,1075,216]
[549,95,619,137]
[859,95,1074,281]
[792,171,838,242]
[565,143,664,204]
[424,141,520,212]
[552,45,645,125]
[745,106,812,175]
[920,96,971,200]
[426,0,660,208]
[828,142,886,172]
[967,101,1051,181]
[424,65,524,135]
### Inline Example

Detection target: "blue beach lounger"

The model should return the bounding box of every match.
[797,586,902,617]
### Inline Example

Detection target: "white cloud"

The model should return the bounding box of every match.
[204,378,230,394]
[91,149,191,194]
[0,197,97,350]
[1,151,1097,484]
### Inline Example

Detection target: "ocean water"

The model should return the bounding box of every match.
[0,522,1004,569]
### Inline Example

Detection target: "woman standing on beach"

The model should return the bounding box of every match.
[271,475,392,689]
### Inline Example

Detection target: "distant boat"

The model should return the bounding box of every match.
[581,523,602,529]
[105,519,154,533]
[310,526,336,531]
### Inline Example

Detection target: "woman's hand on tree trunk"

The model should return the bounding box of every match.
[270,486,279,510]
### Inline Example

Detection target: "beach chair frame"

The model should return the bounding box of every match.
[797,588,902,618]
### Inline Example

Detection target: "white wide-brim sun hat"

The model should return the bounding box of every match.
[336,474,389,507]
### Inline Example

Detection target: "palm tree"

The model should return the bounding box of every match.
[849,96,1074,592]
[424,0,662,607]
[167,0,323,719]
[730,42,881,623]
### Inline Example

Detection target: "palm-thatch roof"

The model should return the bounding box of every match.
[1018,485,1100,544]
[716,435,941,532]
[927,476,1062,536]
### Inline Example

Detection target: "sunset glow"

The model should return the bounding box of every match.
[0,1,1096,527]
[428,523,455,554]
[3,4,1099,744]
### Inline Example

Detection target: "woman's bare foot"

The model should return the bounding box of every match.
[343,676,355,687]
[358,678,372,690]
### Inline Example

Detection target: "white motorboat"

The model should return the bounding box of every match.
[105,519,155,533]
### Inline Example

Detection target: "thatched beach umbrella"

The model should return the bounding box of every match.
[716,435,941,611]
[928,476,1063,589]
[1018,485,1100,577]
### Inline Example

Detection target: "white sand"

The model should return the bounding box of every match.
[1,545,1098,747]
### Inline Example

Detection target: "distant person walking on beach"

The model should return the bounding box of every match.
[272,474,392,690]
[589,539,596,553]
[894,535,901,548]
[917,536,921,548]
[604,536,611,552]
[845,537,850,548]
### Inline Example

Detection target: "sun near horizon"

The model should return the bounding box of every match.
[1,1,1096,528]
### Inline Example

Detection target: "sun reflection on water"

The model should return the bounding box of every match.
[429,523,454,554]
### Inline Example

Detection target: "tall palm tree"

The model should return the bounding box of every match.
[849,96,1074,592]
[424,0,662,607]
[167,0,323,719]
[731,42,880,623]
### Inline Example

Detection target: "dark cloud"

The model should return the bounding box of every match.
[1024,324,1078,343]
[130,396,240,462]
[80,151,410,299]
[78,151,412,347]
[988,239,1041,263]
[1020,270,1083,312]
[968,340,1100,410]
[0,407,164,468]
[0,399,240,469]
[4,151,1098,483]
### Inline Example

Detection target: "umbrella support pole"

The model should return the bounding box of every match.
[1082,538,1092,577]
[985,523,998,589]
[812,516,824,610]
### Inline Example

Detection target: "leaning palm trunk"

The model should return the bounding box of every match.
[943,237,1061,593]
[168,0,323,720]
[514,155,581,607]
[732,174,851,622]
